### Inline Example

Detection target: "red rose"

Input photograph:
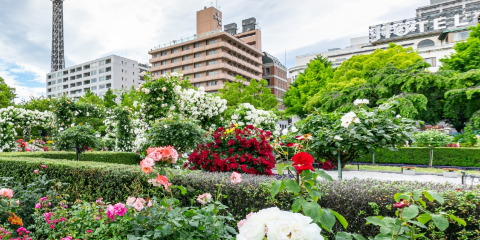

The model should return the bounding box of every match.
[393,202,405,209]
[286,143,295,147]
[292,152,315,174]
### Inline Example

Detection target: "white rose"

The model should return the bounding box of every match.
[282,128,288,136]
[267,211,324,240]
[141,71,146,76]
[144,89,151,95]
[334,135,343,141]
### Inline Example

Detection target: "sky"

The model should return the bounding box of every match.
[0,0,430,102]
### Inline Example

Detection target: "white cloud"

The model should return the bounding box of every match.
[0,63,46,103]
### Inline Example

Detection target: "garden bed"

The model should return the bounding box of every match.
[0,157,479,238]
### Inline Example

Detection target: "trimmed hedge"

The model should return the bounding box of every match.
[0,151,140,165]
[357,147,480,167]
[0,157,479,238]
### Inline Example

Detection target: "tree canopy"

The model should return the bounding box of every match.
[103,88,118,108]
[440,24,480,72]
[0,77,16,108]
[217,76,278,116]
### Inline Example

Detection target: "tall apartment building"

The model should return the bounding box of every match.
[262,52,290,110]
[148,7,264,93]
[46,55,149,99]
[289,0,480,80]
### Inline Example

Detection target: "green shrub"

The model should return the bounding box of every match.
[0,157,478,239]
[357,147,480,167]
[0,152,140,165]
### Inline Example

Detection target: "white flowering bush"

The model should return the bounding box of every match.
[102,107,135,152]
[230,103,280,135]
[175,86,227,127]
[0,106,55,152]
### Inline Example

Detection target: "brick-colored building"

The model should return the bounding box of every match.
[148,7,264,93]
[262,52,290,110]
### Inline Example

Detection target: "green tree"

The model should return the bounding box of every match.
[282,56,334,117]
[440,24,480,72]
[79,89,104,106]
[18,96,54,112]
[103,88,117,108]
[120,86,141,110]
[76,90,105,132]
[218,76,278,115]
[56,124,100,161]
[0,77,16,108]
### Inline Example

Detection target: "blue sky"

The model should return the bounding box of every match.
[0,0,429,102]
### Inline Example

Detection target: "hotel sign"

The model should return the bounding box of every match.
[369,9,480,42]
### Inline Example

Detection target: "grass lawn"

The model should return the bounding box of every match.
[344,164,480,175]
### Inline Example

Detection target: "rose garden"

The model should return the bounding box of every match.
[1,30,480,239]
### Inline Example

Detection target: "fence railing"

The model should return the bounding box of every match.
[461,172,480,185]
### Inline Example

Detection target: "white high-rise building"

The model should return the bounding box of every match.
[46,55,150,99]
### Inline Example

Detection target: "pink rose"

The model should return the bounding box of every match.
[35,203,41,209]
[114,203,127,217]
[230,172,242,184]
[33,169,39,174]
[196,193,212,205]
[148,151,163,162]
[0,188,13,199]
[40,197,47,202]
[141,157,155,167]
[237,219,247,230]
[86,230,92,233]
[147,200,153,208]
[40,165,47,169]
[133,198,145,211]
[126,197,136,207]
[106,205,116,221]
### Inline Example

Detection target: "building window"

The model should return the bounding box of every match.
[207,60,217,65]
[99,68,105,74]
[91,86,97,90]
[424,57,436,67]
[99,76,105,82]
[161,70,168,74]
[195,43,202,48]
[194,83,202,88]
[195,53,202,58]
[183,46,190,50]
[99,84,105,89]
[99,60,106,66]
[154,63,159,67]
[183,66,190,70]
[161,51,167,56]
[172,58,179,63]
[208,81,217,86]
[172,49,179,54]
[57,79,62,84]
[453,31,471,42]
[417,39,435,48]
[194,73,202,78]
[153,54,158,58]
[265,68,270,75]
[195,63,202,68]
[207,71,218,76]
[172,68,179,72]
[208,39,218,45]
[265,78,270,85]
[183,56,190,60]
[106,75,111,80]
[161,61,167,65]
[91,70,97,75]
[207,50,217,55]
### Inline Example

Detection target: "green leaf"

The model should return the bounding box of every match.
[417,213,432,224]
[302,201,322,223]
[448,214,466,226]
[417,199,427,209]
[380,226,391,235]
[277,164,287,175]
[332,210,349,229]
[425,191,444,204]
[352,233,366,240]
[316,170,333,181]
[176,185,187,195]
[402,205,419,220]
[284,179,301,193]
[270,180,284,198]
[320,209,336,231]
[413,191,422,201]
[408,220,427,229]
[366,216,385,227]
[431,214,449,231]
[292,198,305,213]
[309,189,322,203]
[335,232,353,240]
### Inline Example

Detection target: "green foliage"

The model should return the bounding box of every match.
[0,151,140,165]
[218,76,278,116]
[120,86,141,110]
[413,130,454,148]
[144,116,207,153]
[0,77,15,108]
[56,124,100,160]
[357,147,480,167]
[103,88,118,108]
[453,124,478,147]
[298,99,417,168]
[18,96,55,112]
[440,24,480,72]
[282,56,334,117]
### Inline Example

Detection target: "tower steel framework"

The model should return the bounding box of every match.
[51,0,65,72]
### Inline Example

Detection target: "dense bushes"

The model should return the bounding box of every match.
[0,157,479,239]
[356,147,480,167]
[0,152,140,165]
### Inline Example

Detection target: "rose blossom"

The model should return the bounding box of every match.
[40,165,47,169]
[113,203,127,216]
[106,205,116,221]
[147,150,162,162]
[133,198,146,211]
[266,211,323,240]
[196,193,212,205]
[126,197,136,207]
[0,188,13,199]
[40,197,47,202]
[237,219,247,230]
[33,169,39,174]
[35,203,41,209]
[292,152,315,174]
[230,172,242,184]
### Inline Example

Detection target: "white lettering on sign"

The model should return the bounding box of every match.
[455,14,470,27]
[417,21,428,33]
[395,24,410,36]
[213,12,222,26]
[434,17,447,30]
[376,25,391,39]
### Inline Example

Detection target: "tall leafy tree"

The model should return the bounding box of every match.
[218,76,278,115]
[76,89,105,131]
[103,88,117,108]
[19,96,54,112]
[282,56,334,117]
[0,77,16,108]
[440,24,480,72]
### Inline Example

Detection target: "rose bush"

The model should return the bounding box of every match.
[185,125,276,175]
